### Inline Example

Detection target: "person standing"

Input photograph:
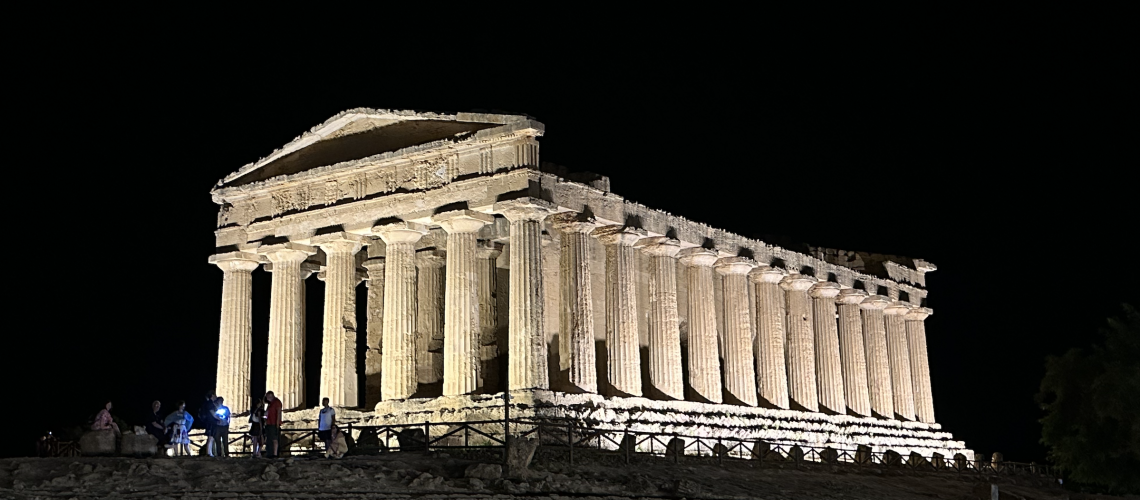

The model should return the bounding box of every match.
[164,401,193,457]
[199,391,218,457]
[264,391,283,458]
[248,398,266,458]
[213,396,231,458]
[317,397,336,455]
[147,400,166,449]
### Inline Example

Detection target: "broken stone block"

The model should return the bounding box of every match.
[79,430,116,456]
[954,453,968,471]
[821,447,839,464]
[618,434,636,455]
[397,428,426,451]
[855,445,873,464]
[788,445,805,463]
[465,463,502,480]
[907,452,929,468]
[931,452,945,469]
[506,437,538,477]
[121,433,157,457]
[882,450,902,466]
[665,437,685,460]
[712,443,729,458]
[751,440,769,460]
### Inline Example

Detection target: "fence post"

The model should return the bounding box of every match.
[625,432,631,464]
[567,419,574,466]
[424,421,430,453]
[502,392,511,465]
[717,437,723,466]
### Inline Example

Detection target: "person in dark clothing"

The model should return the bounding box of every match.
[249,398,266,458]
[199,391,218,457]
[147,400,166,449]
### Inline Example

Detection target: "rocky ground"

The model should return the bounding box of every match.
[0,448,1126,500]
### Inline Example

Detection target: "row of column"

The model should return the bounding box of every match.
[211,205,935,423]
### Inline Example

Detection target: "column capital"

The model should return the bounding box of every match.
[677,247,718,267]
[904,307,933,321]
[259,242,317,264]
[493,198,556,222]
[714,256,756,275]
[779,273,818,291]
[592,225,647,246]
[808,281,842,299]
[636,236,681,258]
[836,288,868,305]
[433,209,494,234]
[859,294,892,310]
[361,257,385,271]
[748,265,787,283]
[312,232,364,254]
[372,221,429,245]
[883,301,913,316]
[209,251,261,273]
[415,249,447,268]
[475,242,502,260]
[549,212,597,234]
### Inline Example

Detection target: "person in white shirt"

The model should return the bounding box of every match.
[317,397,336,454]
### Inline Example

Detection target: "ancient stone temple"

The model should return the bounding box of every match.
[209,109,969,458]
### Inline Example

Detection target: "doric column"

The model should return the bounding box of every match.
[810,282,845,414]
[749,265,789,409]
[716,257,758,406]
[435,210,494,397]
[884,302,916,420]
[781,274,818,412]
[314,233,364,407]
[261,243,316,409]
[551,214,598,394]
[415,250,446,385]
[362,256,384,407]
[836,288,871,417]
[495,199,555,390]
[905,307,935,423]
[374,222,428,401]
[475,243,501,392]
[593,225,647,397]
[678,248,721,403]
[637,237,683,400]
[860,294,894,418]
[209,252,260,414]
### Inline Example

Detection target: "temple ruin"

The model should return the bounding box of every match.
[208,109,971,459]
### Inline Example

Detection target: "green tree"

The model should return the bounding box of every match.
[1038,304,1140,493]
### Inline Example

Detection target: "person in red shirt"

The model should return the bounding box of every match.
[264,392,283,458]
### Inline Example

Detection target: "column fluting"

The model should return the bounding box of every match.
[475,243,501,392]
[435,210,494,396]
[415,251,446,385]
[210,252,260,414]
[860,294,894,418]
[836,288,871,417]
[552,214,598,394]
[374,222,428,401]
[809,282,845,414]
[750,266,790,409]
[638,237,684,400]
[316,234,364,407]
[905,307,935,423]
[678,248,722,403]
[262,244,316,409]
[495,200,555,391]
[716,257,758,406]
[594,225,647,397]
[781,274,819,412]
[884,301,916,420]
[362,256,385,407]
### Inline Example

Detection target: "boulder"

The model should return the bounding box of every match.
[712,443,729,458]
[397,428,426,451]
[855,445,873,465]
[121,433,158,457]
[665,437,685,461]
[465,463,502,480]
[821,447,839,464]
[79,430,116,456]
[750,440,769,460]
[788,445,805,463]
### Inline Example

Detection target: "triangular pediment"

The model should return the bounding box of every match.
[216,109,537,189]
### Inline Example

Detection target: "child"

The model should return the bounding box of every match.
[163,401,194,457]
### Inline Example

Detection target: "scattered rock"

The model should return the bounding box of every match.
[465,463,502,480]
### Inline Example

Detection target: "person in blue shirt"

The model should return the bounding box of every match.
[164,401,194,457]
[213,397,231,458]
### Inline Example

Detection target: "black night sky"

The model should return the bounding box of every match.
[4,25,1134,465]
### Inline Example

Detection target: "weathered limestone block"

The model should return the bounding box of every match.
[261,242,316,408]
[932,452,946,469]
[363,256,385,407]
[855,444,873,464]
[884,302,916,421]
[79,430,116,456]
[821,447,839,464]
[435,210,494,396]
[551,214,598,394]
[883,449,902,466]
[415,250,446,386]
[314,232,364,406]
[678,248,721,404]
[506,436,539,477]
[810,282,845,414]
[905,307,936,423]
[789,445,805,462]
[716,257,758,406]
[375,222,428,401]
[667,437,686,460]
[495,199,555,390]
[637,236,683,400]
[475,243,501,392]
[593,224,647,397]
[860,294,894,419]
[121,433,158,457]
[750,266,790,409]
[781,274,818,412]
[209,251,260,415]
[836,288,871,417]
